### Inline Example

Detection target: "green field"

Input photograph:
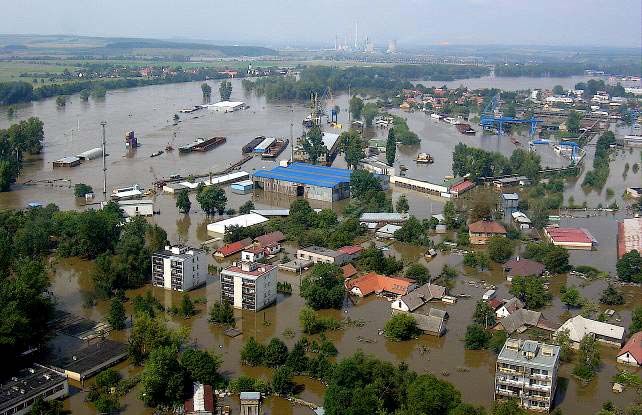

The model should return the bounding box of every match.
[0,61,82,84]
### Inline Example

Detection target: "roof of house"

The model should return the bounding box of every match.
[545,226,595,244]
[215,238,253,257]
[618,218,642,259]
[240,391,261,400]
[413,312,446,334]
[502,193,519,200]
[497,309,542,334]
[428,308,449,320]
[337,245,363,256]
[557,315,625,343]
[298,245,343,258]
[243,244,265,254]
[376,224,403,235]
[500,297,525,314]
[254,231,285,246]
[618,331,642,363]
[398,282,447,311]
[504,258,545,277]
[360,212,409,222]
[497,339,559,370]
[346,273,415,296]
[253,162,352,189]
[450,180,475,194]
[341,263,358,279]
[468,220,507,234]
[487,298,504,310]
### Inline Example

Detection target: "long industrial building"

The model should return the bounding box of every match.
[253,162,352,202]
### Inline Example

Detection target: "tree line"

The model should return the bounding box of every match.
[452,143,542,181]
[0,117,44,191]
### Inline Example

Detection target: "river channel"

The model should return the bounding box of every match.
[1,76,641,414]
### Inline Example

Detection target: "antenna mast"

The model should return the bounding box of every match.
[100,121,107,200]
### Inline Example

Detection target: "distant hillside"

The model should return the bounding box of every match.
[104,40,277,57]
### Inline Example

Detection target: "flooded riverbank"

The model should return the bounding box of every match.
[1,76,640,413]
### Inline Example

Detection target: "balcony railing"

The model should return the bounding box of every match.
[496,377,523,386]
[495,389,519,397]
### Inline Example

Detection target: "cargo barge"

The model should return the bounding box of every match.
[179,136,226,153]
[262,138,289,159]
[455,123,476,135]
[242,136,265,154]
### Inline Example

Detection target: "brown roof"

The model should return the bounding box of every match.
[619,331,642,364]
[338,245,363,256]
[468,220,506,234]
[346,272,415,296]
[487,298,504,310]
[215,238,252,257]
[341,263,358,279]
[399,282,447,311]
[254,231,285,246]
[504,258,545,277]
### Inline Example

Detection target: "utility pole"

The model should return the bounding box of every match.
[290,122,294,163]
[100,121,107,200]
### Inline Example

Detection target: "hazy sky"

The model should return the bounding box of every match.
[3,0,641,48]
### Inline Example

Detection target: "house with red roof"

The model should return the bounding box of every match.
[337,245,363,261]
[213,238,252,258]
[468,220,507,245]
[449,180,475,197]
[618,332,642,366]
[544,226,596,250]
[345,272,417,297]
[341,263,358,279]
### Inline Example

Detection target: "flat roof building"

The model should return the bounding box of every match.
[617,218,642,259]
[555,315,624,348]
[544,226,596,250]
[207,213,269,234]
[495,339,560,412]
[220,261,277,311]
[52,156,81,168]
[152,245,207,291]
[296,246,348,266]
[0,365,68,415]
[253,163,352,202]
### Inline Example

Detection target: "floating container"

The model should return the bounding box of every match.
[231,180,254,194]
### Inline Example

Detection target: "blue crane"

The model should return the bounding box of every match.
[559,141,580,162]
[480,93,542,136]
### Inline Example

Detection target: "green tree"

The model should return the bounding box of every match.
[302,125,327,165]
[196,185,227,216]
[55,96,66,107]
[487,236,513,263]
[239,200,255,214]
[349,95,364,120]
[271,366,295,396]
[107,297,127,330]
[201,83,212,99]
[554,329,574,362]
[567,110,582,134]
[404,374,462,415]
[560,285,583,309]
[92,86,107,99]
[630,306,642,334]
[393,216,431,246]
[285,338,309,373]
[128,314,187,365]
[179,294,196,318]
[139,346,186,407]
[74,183,93,198]
[176,189,191,214]
[617,250,642,283]
[29,396,70,415]
[384,313,420,341]
[264,338,289,367]
[443,201,457,229]
[573,335,600,381]
[339,130,364,169]
[552,85,565,95]
[488,331,508,354]
[300,263,345,309]
[449,403,487,415]
[524,242,570,274]
[350,169,382,199]
[362,103,378,127]
[492,399,526,415]
[219,80,232,101]
[473,300,496,327]
[299,306,340,334]
[509,275,551,309]
[208,301,235,326]
[79,89,91,101]
[465,324,491,349]
[240,337,265,366]
[386,128,396,166]
[405,263,430,285]
[180,348,222,386]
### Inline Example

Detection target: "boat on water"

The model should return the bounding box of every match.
[262,138,289,159]
[242,136,265,154]
[111,184,143,200]
[416,152,434,164]
[150,150,164,158]
[179,136,226,153]
[443,117,459,125]
[455,123,476,135]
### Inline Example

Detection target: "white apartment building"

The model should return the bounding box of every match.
[152,245,207,291]
[220,261,277,311]
[495,339,560,412]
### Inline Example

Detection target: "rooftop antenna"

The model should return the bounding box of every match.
[100,121,107,201]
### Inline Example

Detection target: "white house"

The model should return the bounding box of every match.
[496,297,524,319]
[555,315,625,348]
[617,332,642,366]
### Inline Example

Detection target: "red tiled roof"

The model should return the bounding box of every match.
[345,272,415,296]
[255,231,285,246]
[341,263,358,279]
[468,220,507,234]
[338,245,363,256]
[450,180,475,194]
[487,298,504,310]
[619,332,642,364]
[215,238,252,257]
[504,258,545,277]
[545,227,593,244]
[243,244,264,254]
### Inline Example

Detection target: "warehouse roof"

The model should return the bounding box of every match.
[253,162,352,189]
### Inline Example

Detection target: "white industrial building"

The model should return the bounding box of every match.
[207,213,269,234]
[208,101,246,112]
[152,245,208,292]
[220,261,277,311]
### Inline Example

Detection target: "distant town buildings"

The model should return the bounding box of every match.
[495,339,560,412]
[152,245,207,292]
[220,261,277,311]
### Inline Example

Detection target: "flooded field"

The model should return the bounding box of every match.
[1,77,641,413]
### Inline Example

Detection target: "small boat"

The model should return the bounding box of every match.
[179,136,226,153]
[111,184,143,200]
[416,152,433,164]
[150,150,164,158]
[242,136,265,154]
[262,138,289,159]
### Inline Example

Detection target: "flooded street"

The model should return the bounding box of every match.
[1,76,641,413]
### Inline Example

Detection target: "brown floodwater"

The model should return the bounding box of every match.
[1,78,640,414]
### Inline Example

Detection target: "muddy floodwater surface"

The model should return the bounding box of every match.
[1,77,641,414]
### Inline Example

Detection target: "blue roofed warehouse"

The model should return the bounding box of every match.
[253,162,352,202]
